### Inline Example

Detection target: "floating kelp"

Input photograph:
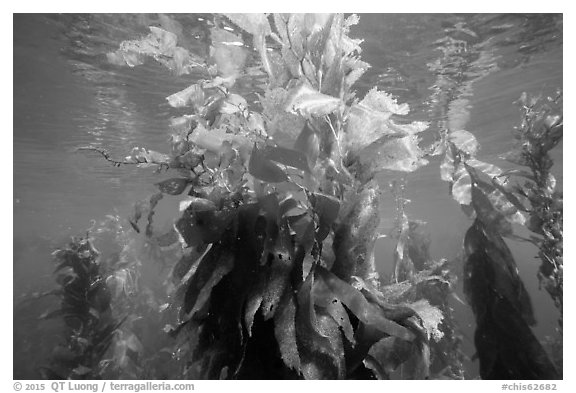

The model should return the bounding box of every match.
[107,25,205,76]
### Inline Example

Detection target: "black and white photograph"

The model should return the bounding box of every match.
[11,9,564,383]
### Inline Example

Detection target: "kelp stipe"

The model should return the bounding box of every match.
[501,91,563,374]
[503,92,563,323]
[387,179,465,379]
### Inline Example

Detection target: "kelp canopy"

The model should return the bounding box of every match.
[37,13,561,380]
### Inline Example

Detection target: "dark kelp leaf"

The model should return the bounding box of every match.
[244,271,266,337]
[308,311,346,379]
[311,273,337,308]
[256,209,283,262]
[315,266,415,341]
[261,252,294,320]
[171,251,200,284]
[249,143,288,183]
[311,193,340,241]
[173,244,213,304]
[279,197,300,217]
[156,178,189,195]
[463,219,559,379]
[296,271,346,379]
[258,192,280,218]
[181,248,235,322]
[201,210,234,243]
[261,145,311,173]
[287,214,315,254]
[253,215,268,259]
[273,290,301,371]
[464,220,536,326]
[298,269,326,339]
[363,336,413,379]
[175,201,233,247]
[323,299,355,345]
[175,214,206,247]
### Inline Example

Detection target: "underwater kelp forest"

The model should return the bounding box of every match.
[13,13,563,380]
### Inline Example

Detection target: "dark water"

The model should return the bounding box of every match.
[13,14,562,379]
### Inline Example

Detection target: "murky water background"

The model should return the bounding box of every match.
[13,14,562,379]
